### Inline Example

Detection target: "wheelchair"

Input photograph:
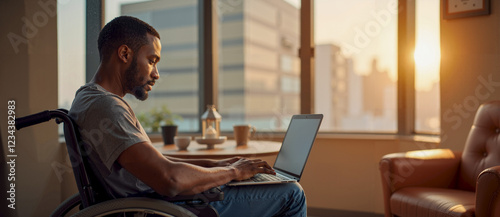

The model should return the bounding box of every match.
[16,109,223,217]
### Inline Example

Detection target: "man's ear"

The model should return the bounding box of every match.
[117,45,133,63]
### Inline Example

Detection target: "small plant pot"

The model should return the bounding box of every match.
[161,125,178,145]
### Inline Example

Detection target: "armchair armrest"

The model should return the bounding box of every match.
[476,166,500,217]
[380,149,461,191]
[379,149,461,217]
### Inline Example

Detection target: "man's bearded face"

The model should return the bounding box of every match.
[125,57,153,101]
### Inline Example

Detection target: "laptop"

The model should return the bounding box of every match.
[226,114,323,186]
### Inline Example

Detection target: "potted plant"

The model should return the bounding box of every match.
[137,105,182,145]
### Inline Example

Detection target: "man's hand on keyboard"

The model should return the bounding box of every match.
[229,158,276,181]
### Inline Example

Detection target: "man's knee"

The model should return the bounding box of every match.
[288,182,304,193]
[281,182,307,216]
[284,182,306,201]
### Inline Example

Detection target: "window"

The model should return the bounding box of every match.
[217,0,301,131]
[414,0,440,134]
[314,0,398,132]
[85,0,439,136]
[58,0,85,109]
[105,0,201,132]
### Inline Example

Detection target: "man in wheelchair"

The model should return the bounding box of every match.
[68,16,307,216]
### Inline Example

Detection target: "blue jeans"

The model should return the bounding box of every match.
[210,182,307,217]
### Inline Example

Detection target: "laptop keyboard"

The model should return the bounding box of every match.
[250,173,286,182]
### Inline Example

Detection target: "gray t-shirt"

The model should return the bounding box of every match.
[69,83,153,197]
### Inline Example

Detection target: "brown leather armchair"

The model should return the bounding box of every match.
[379,101,500,217]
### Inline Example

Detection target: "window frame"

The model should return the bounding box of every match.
[396,0,416,135]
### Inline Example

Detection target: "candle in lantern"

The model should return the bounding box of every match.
[205,126,217,139]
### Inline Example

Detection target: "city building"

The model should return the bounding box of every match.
[122,0,300,132]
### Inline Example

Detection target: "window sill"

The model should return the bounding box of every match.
[315,133,440,144]
[146,132,440,144]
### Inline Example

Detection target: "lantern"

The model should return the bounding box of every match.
[201,105,221,139]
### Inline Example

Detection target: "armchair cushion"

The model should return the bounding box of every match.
[390,187,475,217]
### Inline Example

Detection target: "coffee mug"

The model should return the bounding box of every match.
[174,136,191,150]
[233,125,256,146]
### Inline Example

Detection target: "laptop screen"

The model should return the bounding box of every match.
[273,114,322,177]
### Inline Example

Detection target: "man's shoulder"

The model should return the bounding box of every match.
[75,83,129,106]
[70,83,130,120]
[76,83,118,100]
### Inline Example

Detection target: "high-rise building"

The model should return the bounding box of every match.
[315,44,397,132]
[315,44,350,130]
[122,0,300,132]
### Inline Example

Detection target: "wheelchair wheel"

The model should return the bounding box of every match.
[70,197,197,217]
[51,193,81,217]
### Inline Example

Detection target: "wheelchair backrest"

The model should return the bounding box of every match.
[59,109,113,207]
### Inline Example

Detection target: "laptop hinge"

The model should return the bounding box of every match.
[275,168,299,180]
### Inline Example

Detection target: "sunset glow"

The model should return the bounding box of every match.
[414,32,441,91]
[414,0,441,92]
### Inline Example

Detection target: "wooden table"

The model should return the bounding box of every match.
[154,140,281,160]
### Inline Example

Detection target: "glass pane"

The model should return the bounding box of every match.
[58,0,86,109]
[314,0,398,132]
[414,0,440,134]
[217,0,301,132]
[105,0,200,132]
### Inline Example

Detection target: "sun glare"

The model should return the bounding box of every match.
[414,31,441,92]
[414,0,441,92]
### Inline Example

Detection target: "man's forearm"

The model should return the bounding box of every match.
[166,156,218,167]
[167,161,237,196]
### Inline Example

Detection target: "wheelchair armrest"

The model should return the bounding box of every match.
[140,187,224,203]
[72,197,198,217]
[54,189,223,217]
[166,187,224,203]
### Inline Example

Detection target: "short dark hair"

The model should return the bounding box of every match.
[98,16,160,61]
